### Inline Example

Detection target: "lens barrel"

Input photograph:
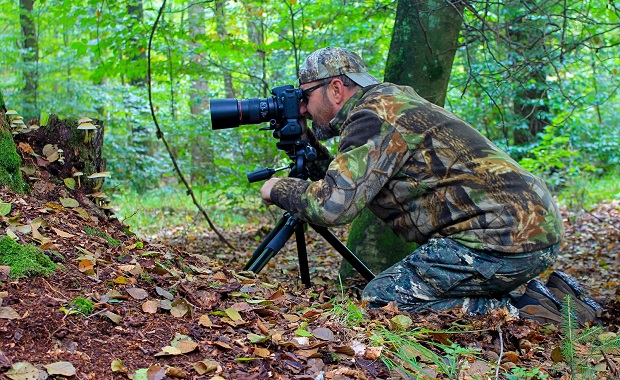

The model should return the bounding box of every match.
[210,97,276,129]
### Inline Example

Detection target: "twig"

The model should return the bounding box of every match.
[601,349,619,378]
[495,325,504,380]
[146,0,235,250]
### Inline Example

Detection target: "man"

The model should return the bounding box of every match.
[260,47,602,324]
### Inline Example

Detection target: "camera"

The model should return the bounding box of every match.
[210,84,303,141]
[210,84,317,182]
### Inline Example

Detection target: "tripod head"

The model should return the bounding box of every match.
[247,139,317,182]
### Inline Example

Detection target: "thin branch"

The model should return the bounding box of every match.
[495,325,504,380]
[146,0,235,250]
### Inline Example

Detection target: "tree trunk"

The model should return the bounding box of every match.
[0,95,27,194]
[215,0,235,98]
[189,3,209,115]
[507,3,550,146]
[385,0,464,107]
[19,0,39,119]
[343,0,465,278]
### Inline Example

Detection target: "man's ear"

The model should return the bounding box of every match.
[330,78,350,105]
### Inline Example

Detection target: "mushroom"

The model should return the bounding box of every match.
[77,122,98,143]
[87,172,111,190]
[72,171,84,187]
[5,110,18,117]
[57,149,65,165]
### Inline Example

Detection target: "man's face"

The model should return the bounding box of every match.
[299,79,339,140]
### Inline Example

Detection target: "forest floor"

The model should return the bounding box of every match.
[1,178,619,380]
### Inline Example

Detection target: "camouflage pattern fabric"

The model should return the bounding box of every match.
[361,238,560,314]
[270,83,564,254]
[297,46,379,87]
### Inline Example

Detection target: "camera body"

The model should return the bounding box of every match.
[210,84,316,181]
[210,84,303,136]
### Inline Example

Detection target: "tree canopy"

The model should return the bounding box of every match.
[1,0,619,228]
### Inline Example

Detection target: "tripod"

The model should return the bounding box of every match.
[243,141,375,286]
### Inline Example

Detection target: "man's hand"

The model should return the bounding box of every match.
[260,178,281,206]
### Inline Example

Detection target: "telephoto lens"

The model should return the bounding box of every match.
[210,97,276,129]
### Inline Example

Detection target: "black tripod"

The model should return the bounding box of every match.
[243,141,375,286]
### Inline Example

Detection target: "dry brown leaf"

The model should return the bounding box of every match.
[142,300,159,314]
[126,287,148,300]
[51,227,75,238]
[0,306,21,320]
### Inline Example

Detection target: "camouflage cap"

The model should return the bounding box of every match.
[297,47,380,87]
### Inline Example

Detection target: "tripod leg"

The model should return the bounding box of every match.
[295,223,311,286]
[310,224,375,281]
[244,215,288,271]
[245,215,303,274]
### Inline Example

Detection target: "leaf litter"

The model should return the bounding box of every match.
[0,181,619,379]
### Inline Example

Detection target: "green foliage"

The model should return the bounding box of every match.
[69,297,95,316]
[559,295,620,378]
[1,0,619,229]
[0,236,56,279]
[83,226,120,246]
[506,366,549,380]
[370,326,483,379]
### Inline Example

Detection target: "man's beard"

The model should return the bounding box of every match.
[311,122,338,141]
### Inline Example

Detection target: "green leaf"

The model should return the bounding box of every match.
[60,197,79,208]
[247,333,270,343]
[39,110,49,127]
[295,328,313,337]
[64,178,76,190]
[225,307,243,322]
[0,202,11,216]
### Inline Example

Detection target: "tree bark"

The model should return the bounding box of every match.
[19,0,39,119]
[343,0,465,278]
[215,0,235,98]
[385,0,464,107]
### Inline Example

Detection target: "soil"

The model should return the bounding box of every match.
[1,179,619,379]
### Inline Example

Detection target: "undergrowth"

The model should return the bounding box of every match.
[0,236,56,278]
[559,295,620,378]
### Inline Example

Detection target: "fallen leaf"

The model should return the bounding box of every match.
[146,364,166,380]
[225,307,243,322]
[192,360,220,375]
[142,300,159,314]
[127,287,149,300]
[6,361,45,380]
[59,197,80,208]
[44,361,76,376]
[0,307,21,320]
[111,359,126,373]
[51,227,75,238]
[311,327,334,341]
[0,202,11,216]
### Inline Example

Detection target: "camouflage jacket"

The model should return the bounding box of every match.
[270,83,564,253]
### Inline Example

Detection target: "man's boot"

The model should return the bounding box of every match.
[546,271,604,325]
[516,280,564,325]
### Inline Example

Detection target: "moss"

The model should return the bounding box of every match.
[341,208,418,278]
[69,297,95,316]
[0,129,27,194]
[84,226,121,246]
[0,236,57,278]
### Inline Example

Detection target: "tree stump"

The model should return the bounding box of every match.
[12,114,111,220]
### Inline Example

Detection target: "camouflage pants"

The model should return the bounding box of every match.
[362,238,559,315]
